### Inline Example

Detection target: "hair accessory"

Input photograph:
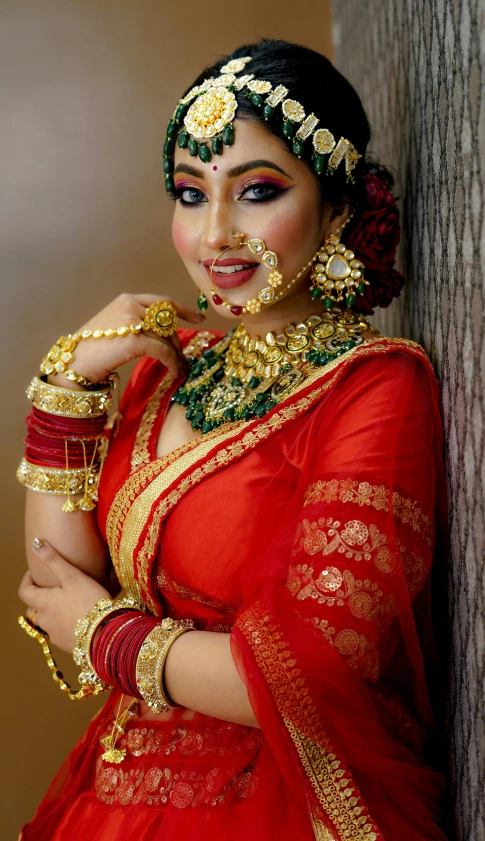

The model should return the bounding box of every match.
[135,617,195,714]
[73,596,145,693]
[142,301,179,338]
[162,57,361,192]
[309,234,368,309]
[17,615,110,700]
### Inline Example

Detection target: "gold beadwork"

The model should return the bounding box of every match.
[142,301,179,338]
[16,456,101,497]
[184,87,237,140]
[18,615,110,700]
[26,376,112,418]
[73,596,144,692]
[135,617,195,714]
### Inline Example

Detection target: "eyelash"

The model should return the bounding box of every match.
[174,181,286,207]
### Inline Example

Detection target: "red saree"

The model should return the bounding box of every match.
[21,329,448,841]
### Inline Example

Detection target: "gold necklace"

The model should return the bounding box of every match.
[173,308,377,433]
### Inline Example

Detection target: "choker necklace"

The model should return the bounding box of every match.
[172,308,377,433]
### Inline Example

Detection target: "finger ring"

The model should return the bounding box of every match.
[142,301,178,338]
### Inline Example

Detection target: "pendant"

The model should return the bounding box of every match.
[100,745,127,764]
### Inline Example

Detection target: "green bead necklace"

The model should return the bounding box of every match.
[172,309,376,434]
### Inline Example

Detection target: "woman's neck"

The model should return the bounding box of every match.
[240,284,327,338]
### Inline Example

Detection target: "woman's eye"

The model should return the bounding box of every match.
[176,187,207,206]
[240,183,283,203]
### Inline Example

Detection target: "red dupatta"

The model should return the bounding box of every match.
[104,334,447,841]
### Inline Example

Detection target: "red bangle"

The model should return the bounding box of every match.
[91,611,160,698]
[24,408,106,469]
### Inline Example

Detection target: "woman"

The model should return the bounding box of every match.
[18,40,448,840]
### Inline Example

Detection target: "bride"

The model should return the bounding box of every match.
[18,39,448,840]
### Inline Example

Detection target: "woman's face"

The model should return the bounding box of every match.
[172,118,335,320]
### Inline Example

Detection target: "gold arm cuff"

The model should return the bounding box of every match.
[135,617,195,713]
[73,596,144,691]
[16,457,99,496]
[26,376,112,418]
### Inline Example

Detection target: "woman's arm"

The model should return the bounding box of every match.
[21,293,203,587]
[164,630,259,728]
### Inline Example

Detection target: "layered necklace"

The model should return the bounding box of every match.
[172,308,377,433]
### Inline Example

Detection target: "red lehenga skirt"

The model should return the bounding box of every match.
[21,330,449,841]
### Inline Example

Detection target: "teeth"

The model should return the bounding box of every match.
[212,264,254,274]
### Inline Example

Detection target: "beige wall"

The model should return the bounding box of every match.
[1,1,332,834]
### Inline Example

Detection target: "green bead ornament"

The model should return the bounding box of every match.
[358,281,367,295]
[164,176,175,195]
[163,138,174,156]
[310,286,323,299]
[222,124,235,146]
[250,93,264,108]
[198,144,211,163]
[324,297,334,310]
[175,104,187,123]
[212,137,222,155]
[313,155,325,175]
[282,121,294,139]
[188,138,198,157]
[163,158,172,175]
[263,104,275,120]
[346,294,356,308]
[292,139,304,158]
[166,120,177,139]
[178,131,189,149]
[197,292,208,311]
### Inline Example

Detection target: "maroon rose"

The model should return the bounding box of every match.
[363,174,395,210]
[348,206,401,269]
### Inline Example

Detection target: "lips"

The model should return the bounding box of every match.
[202,257,259,289]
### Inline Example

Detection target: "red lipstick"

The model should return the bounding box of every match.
[202,257,258,289]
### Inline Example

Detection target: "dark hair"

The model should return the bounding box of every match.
[177,39,404,313]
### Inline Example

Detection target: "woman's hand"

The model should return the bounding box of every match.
[18,539,111,652]
[53,293,205,386]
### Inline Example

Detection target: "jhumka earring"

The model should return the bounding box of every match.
[197,291,208,312]
[309,234,368,309]
[209,233,283,315]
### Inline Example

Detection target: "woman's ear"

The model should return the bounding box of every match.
[320,203,351,241]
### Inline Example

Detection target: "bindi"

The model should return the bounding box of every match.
[213,165,218,171]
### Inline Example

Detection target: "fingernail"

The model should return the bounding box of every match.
[32,537,45,551]
[194,312,206,320]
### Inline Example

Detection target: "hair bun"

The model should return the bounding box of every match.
[347,167,405,315]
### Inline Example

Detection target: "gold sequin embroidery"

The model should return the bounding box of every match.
[130,372,173,472]
[237,602,380,840]
[303,480,432,546]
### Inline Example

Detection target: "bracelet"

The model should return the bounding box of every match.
[26,376,112,418]
[16,456,99,497]
[18,615,110,701]
[135,617,195,713]
[73,596,144,691]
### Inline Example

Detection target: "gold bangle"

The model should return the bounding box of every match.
[16,456,100,497]
[73,596,144,691]
[18,615,109,701]
[135,617,195,713]
[26,376,112,418]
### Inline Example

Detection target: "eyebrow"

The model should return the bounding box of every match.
[173,159,293,180]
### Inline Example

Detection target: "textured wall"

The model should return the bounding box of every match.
[333,2,484,839]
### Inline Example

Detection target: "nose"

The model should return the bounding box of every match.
[199,197,234,253]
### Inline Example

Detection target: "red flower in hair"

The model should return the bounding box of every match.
[347,174,405,313]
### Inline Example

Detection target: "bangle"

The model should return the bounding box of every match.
[73,596,144,691]
[16,456,99,497]
[135,617,195,714]
[26,376,112,418]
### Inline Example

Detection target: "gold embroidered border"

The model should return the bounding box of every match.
[108,338,431,608]
[303,479,432,545]
[130,372,174,472]
[238,602,381,841]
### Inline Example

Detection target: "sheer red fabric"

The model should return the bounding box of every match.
[21,330,448,840]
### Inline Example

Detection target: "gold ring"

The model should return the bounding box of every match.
[142,301,179,338]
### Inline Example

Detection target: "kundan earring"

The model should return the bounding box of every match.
[197,291,208,312]
[309,234,368,309]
